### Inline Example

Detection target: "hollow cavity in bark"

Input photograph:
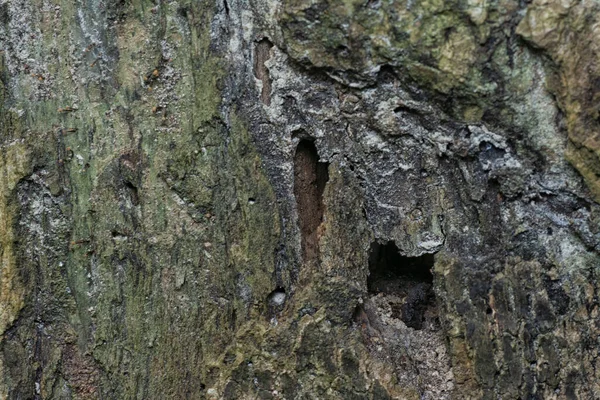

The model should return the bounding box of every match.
[253,38,273,105]
[294,140,329,265]
[367,241,435,330]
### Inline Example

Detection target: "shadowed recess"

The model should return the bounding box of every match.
[294,140,329,264]
[254,38,273,105]
[368,241,435,330]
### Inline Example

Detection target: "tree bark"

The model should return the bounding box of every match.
[0,0,599,398]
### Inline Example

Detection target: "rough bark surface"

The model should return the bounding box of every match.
[0,0,599,399]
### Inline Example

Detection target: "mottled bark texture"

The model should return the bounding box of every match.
[0,0,599,399]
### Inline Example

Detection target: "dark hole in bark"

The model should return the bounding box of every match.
[294,140,329,264]
[367,241,435,330]
[444,26,455,40]
[253,38,273,105]
[368,241,433,285]
[230,308,237,330]
[335,44,350,57]
[393,105,412,114]
[223,0,229,16]
[124,181,139,206]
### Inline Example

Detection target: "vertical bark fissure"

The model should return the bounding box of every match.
[253,38,273,105]
[293,140,329,265]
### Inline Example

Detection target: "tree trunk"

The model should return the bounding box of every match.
[1,0,599,398]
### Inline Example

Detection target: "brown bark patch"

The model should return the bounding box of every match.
[253,38,273,105]
[294,140,329,264]
[62,343,100,398]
